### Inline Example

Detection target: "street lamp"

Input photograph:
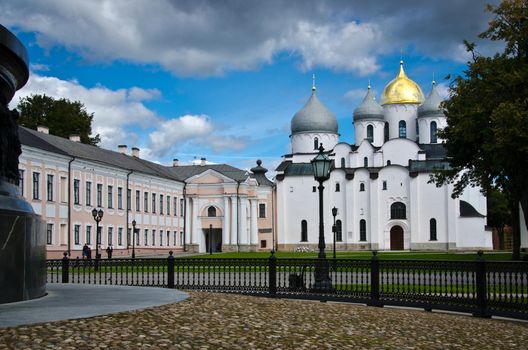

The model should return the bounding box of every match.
[91,208,104,269]
[311,144,333,291]
[332,207,338,260]
[131,220,136,259]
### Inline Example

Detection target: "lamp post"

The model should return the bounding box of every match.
[209,224,213,255]
[332,207,338,260]
[131,220,136,259]
[91,208,104,270]
[311,144,333,291]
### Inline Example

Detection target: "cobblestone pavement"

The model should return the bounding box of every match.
[1,291,527,349]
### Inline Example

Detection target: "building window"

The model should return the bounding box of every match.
[46,174,54,202]
[72,179,81,204]
[32,172,40,200]
[144,192,148,212]
[384,122,389,142]
[107,185,113,208]
[18,169,24,196]
[180,231,184,246]
[180,198,185,217]
[144,229,148,246]
[74,225,80,245]
[312,186,316,192]
[260,240,267,248]
[118,227,123,246]
[127,228,131,247]
[136,229,140,247]
[359,219,366,241]
[208,206,217,217]
[430,218,437,241]
[336,220,342,242]
[46,223,53,245]
[363,157,368,167]
[416,120,420,142]
[335,182,340,192]
[152,193,157,213]
[166,231,170,246]
[259,203,266,218]
[314,137,319,150]
[152,229,156,246]
[108,227,113,246]
[399,120,406,138]
[127,189,131,210]
[390,202,406,219]
[382,181,387,190]
[367,125,374,143]
[430,121,438,143]
[160,194,164,214]
[97,184,103,207]
[301,220,308,242]
[86,181,92,206]
[118,187,123,210]
[174,197,178,216]
[97,226,102,245]
[136,190,140,211]
[86,226,91,245]
[167,196,171,216]
[160,230,163,246]
[360,183,365,192]
[387,160,391,165]
[340,157,345,168]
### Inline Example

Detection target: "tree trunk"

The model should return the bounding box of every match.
[498,227,505,250]
[511,200,521,260]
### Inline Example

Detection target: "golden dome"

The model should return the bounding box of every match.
[381,61,424,105]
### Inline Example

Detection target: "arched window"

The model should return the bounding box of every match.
[335,182,340,192]
[390,202,406,219]
[336,220,342,242]
[363,157,368,167]
[366,125,374,143]
[430,218,437,241]
[301,220,308,242]
[416,120,420,142]
[207,206,216,217]
[387,160,391,165]
[360,183,365,192]
[384,122,389,142]
[340,157,345,168]
[314,137,319,150]
[399,120,406,138]
[382,181,387,190]
[359,219,366,241]
[430,121,438,143]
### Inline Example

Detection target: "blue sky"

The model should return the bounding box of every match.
[1,0,500,172]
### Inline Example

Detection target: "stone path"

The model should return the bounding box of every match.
[1,291,527,349]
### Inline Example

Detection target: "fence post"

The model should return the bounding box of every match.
[62,252,69,283]
[269,250,277,296]
[368,250,381,307]
[473,250,490,318]
[167,251,175,289]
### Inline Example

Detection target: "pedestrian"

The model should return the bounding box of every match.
[106,245,113,259]
[82,243,89,259]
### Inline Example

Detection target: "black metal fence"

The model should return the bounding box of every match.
[47,251,528,320]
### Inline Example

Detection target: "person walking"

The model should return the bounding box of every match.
[106,245,113,259]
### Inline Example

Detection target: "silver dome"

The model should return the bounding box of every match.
[291,89,338,134]
[418,82,445,118]
[353,85,384,121]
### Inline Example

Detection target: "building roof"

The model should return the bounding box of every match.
[353,85,384,121]
[167,164,248,182]
[249,160,274,186]
[460,200,485,218]
[418,81,445,118]
[291,89,338,135]
[418,143,447,159]
[381,60,424,105]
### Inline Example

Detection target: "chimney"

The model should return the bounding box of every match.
[118,145,128,154]
[131,147,140,158]
[200,157,206,166]
[172,158,179,167]
[37,125,49,134]
[69,134,81,142]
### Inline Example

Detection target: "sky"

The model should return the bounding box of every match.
[1,0,501,172]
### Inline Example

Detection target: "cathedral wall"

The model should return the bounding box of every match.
[383,104,419,141]
[353,120,385,147]
[380,139,421,167]
[418,116,447,144]
[291,132,338,154]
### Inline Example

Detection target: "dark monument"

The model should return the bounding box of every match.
[0,24,46,303]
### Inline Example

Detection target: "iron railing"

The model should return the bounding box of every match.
[47,251,528,320]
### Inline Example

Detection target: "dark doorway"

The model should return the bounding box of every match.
[204,228,223,253]
[390,226,404,250]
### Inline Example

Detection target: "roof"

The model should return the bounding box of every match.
[418,82,445,118]
[460,200,485,218]
[408,159,450,173]
[291,90,338,134]
[353,86,384,121]
[19,127,250,183]
[418,144,447,159]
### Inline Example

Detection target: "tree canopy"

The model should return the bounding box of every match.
[432,0,528,259]
[17,94,100,146]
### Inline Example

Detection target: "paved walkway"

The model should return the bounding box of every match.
[0,284,188,328]
[1,291,527,349]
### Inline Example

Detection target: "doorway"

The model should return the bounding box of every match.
[390,225,404,250]
[204,228,223,253]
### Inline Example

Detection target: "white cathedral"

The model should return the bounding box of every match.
[275,61,493,251]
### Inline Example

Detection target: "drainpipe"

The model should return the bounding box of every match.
[236,181,240,252]
[272,183,276,251]
[67,157,76,256]
[125,170,133,251]
[183,182,187,252]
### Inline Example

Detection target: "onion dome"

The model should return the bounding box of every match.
[353,83,384,121]
[381,60,424,105]
[418,80,445,118]
[291,78,338,135]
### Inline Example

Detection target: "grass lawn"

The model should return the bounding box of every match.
[190,251,515,261]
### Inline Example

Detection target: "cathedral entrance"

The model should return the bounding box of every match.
[204,228,223,253]
[390,226,404,250]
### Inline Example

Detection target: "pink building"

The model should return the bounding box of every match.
[18,126,274,259]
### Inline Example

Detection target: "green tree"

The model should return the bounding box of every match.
[487,188,512,250]
[432,0,528,260]
[17,94,100,146]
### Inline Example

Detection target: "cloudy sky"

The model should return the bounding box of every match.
[1,0,500,170]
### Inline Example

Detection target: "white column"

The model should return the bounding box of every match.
[185,197,191,245]
[231,196,237,245]
[191,198,199,244]
[250,199,258,245]
[239,198,248,244]
[223,196,230,245]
